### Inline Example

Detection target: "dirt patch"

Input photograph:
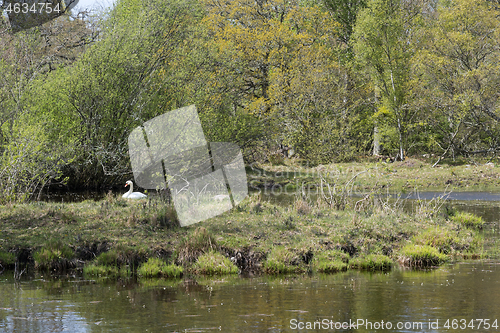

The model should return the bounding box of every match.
[74,242,110,261]
[222,247,265,273]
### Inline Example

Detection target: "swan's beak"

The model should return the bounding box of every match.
[125,184,128,187]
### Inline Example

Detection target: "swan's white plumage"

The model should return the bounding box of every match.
[122,180,147,199]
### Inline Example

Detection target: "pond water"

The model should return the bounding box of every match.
[1,260,500,332]
[1,197,499,332]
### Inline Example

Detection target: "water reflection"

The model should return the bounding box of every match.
[1,260,500,332]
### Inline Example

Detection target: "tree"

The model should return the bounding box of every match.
[413,0,500,163]
[200,0,371,163]
[352,0,421,160]
[322,0,367,46]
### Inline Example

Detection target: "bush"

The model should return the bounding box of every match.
[399,244,448,267]
[349,254,392,271]
[192,251,238,275]
[451,212,485,229]
[138,258,183,278]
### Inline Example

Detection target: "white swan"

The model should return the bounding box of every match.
[122,180,147,199]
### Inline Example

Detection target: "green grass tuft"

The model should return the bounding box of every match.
[191,250,239,275]
[0,251,16,266]
[83,264,118,276]
[33,239,74,270]
[349,254,392,271]
[263,246,306,274]
[176,227,217,265]
[399,244,448,267]
[83,263,131,278]
[313,249,349,273]
[413,227,458,254]
[95,244,147,269]
[414,226,483,254]
[138,258,183,278]
[451,212,485,229]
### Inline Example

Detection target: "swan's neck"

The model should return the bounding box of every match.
[127,183,133,195]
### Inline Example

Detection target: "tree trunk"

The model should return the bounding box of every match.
[397,117,404,161]
[373,124,380,156]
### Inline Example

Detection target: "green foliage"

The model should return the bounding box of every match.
[412,0,500,159]
[413,227,459,254]
[313,249,349,273]
[96,244,145,268]
[323,0,367,45]
[1,0,500,197]
[0,251,16,266]
[263,247,306,274]
[451,212,485,229]
[176,227,217,265]
[0,104,75,202]
[399,244,448,267]
[191,251,238,275]
[34,240,74,270]
[353,0,421,159]
[349,254,392,270]
[138,258,183,278]
[83,264,131,278]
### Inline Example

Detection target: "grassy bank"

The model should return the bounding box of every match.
[248,157,500,193]
[0,184,488,278]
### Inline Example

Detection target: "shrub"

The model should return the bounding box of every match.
[138,258,183,278]
[399,244,448,267]
[349,254,392,271]
[192,251,238,275]
[451,212,485,229]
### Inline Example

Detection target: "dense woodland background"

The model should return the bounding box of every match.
[0,0,499,200]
